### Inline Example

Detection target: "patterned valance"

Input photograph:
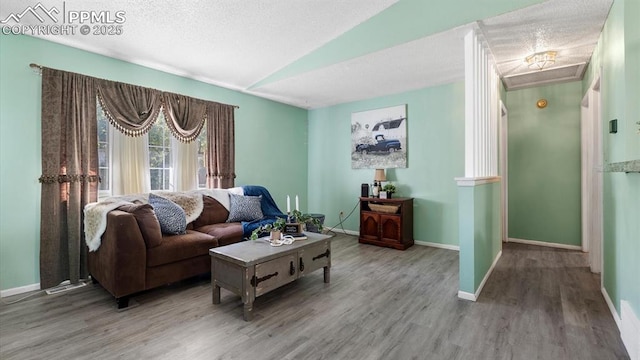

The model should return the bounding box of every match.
[96,80,162,137]
[85,72,235,144]
[162,92,208,142]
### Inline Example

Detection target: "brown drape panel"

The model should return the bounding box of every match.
[162,92,207,142]
[96,80,162,136]
[206,103,235,188]
[39,68,98,289]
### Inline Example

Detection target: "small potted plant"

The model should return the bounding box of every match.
[250,217,286,240]
[290,210,324,233]
[382,183,397,198]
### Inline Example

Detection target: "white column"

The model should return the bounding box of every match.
[462,29,500,179]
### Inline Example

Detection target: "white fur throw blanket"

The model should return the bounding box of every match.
[83,188,244,251]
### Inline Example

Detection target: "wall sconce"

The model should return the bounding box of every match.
[525,51,557,70]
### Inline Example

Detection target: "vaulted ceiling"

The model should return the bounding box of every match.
[1,0,613,109]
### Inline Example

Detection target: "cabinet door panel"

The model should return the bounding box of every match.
[254,254,297,296]
[380,214,401,242]
[360,212,380,241]
[299,241,330,276]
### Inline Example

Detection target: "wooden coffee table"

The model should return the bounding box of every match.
[209,232,332,321]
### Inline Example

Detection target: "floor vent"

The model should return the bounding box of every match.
[45,282,87,295]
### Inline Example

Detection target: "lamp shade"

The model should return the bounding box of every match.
[374,169,386,181]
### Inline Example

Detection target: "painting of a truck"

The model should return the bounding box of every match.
[351,105,407,169]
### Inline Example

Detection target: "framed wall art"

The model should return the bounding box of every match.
[351,104,407,169]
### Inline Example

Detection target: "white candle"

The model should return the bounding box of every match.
[295,195,299,211]
[287,195,291,213]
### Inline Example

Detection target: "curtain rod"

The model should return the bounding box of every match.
[28,63,240,109]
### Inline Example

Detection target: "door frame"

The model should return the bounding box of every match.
[580,73,603,274]
[499,101,509,242]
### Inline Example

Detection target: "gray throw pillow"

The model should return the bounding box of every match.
[227,194,263,222]
[148,193,187,235]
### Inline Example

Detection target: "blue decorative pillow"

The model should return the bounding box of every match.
[227,194,263,222]
[148,193,187,235]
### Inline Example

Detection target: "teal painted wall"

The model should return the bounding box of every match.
[584,0,640,317]
[458,187,475,293]
[473,182,501,290]
[308,82,464,246]
[0,35,308,291]
[458,181,501,294]
[506,81,583,246]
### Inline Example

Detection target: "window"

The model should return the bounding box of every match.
[96,102,207,195]
[97,104,110,197]
[148,115,172,190]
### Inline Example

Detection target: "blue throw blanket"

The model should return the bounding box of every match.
[241,185,286,238]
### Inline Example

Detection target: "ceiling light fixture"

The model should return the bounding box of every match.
[525,51,557,70]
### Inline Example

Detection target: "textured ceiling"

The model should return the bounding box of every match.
[479,0,613,82]
[0,0,613,108]
[252,24,473,109]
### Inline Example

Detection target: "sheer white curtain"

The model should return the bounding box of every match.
[111,128,151,195]
[171,137,198,191]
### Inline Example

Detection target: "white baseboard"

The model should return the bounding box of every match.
[1,283,41,298]
[474,250,502,300]
[602,288,640,360]
[621,301,640,360]
[508,237,582,251]
[414,240,460,251]
[328,228,359,236]
[457,291,476,301]
[602,286,621,327]
[331,232,461,251]
[458,250,502,302]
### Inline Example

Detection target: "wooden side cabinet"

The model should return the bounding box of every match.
[359,197,414,250]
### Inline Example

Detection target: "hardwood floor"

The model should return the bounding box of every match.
[0,235,629,359]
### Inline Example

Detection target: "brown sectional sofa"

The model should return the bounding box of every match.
[88,195,243,308]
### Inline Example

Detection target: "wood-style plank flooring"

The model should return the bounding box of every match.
[0,235,629,359]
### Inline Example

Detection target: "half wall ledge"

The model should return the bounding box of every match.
[605,160,640,173]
